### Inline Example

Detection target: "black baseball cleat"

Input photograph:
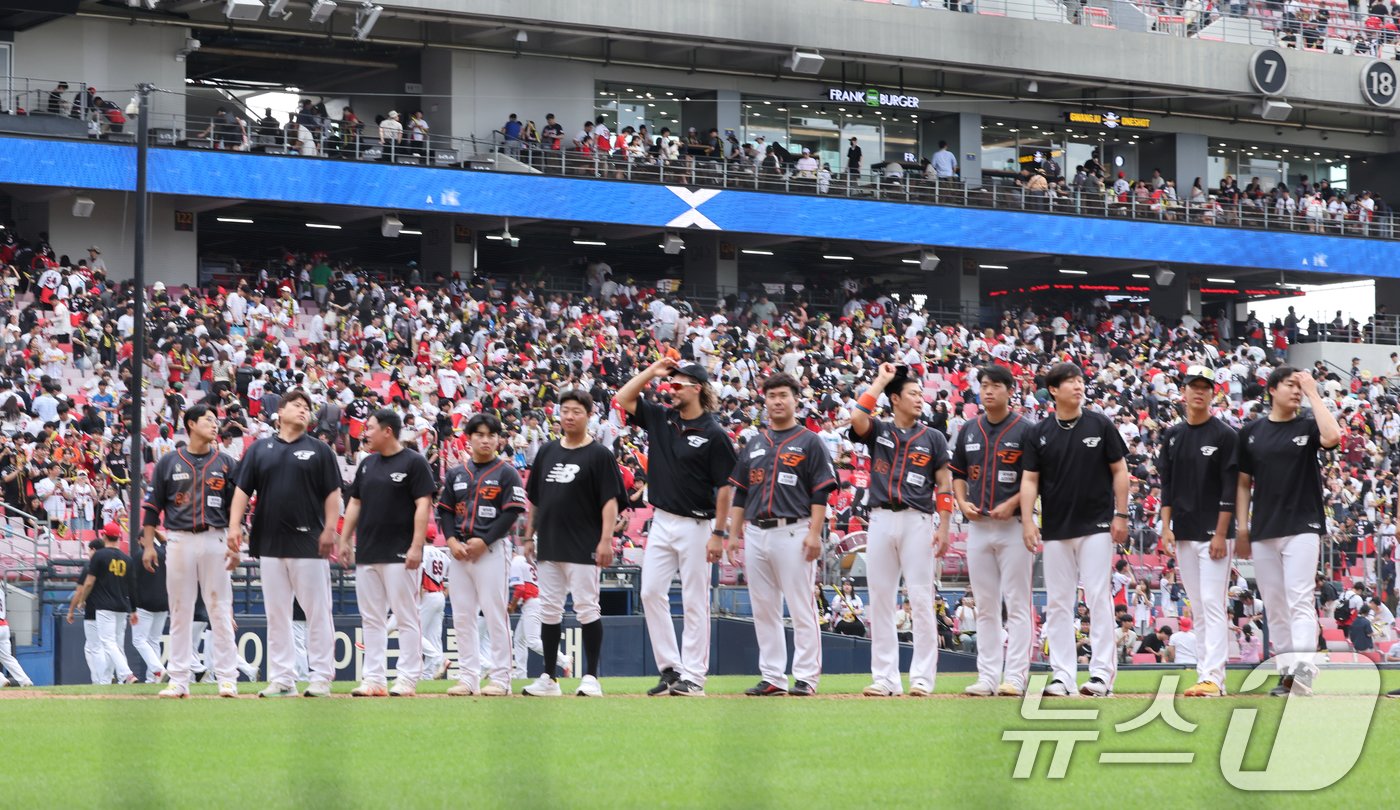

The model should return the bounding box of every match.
[1268,670,1295,697]
[1289,666,1315,697]
[788,680,816,697]
[669,679,706,697]
[647,668,680,697]
[744,680,788,697]
[1386,688,1400,699]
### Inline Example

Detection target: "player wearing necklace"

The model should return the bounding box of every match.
[1020,362,1129,698]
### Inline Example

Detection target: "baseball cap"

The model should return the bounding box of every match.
[1182,365,1215,385]
[101,522,122,538]
[674,364,709,384]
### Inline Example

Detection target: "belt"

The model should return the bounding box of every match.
[874,503,910,512]
[174,524,218,533]
[752,517,802,529]
[658,508,716,521]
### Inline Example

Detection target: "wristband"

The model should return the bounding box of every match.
[857,392,878,413]
[1114,512,1129,519]
[936,493,954,513]
[711,530,729,539]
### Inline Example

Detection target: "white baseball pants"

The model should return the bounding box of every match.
[642,510,713,686]
[1252,532,1321,674]
[166,529,238,689]
[291,621,309,681]
[1043,533,1116,689]
[1175,539,1235,688]
[513,597,542,676]
[0,625,32,686]
[866,509,936,693]
[95,610,134,683]
[746,520,822,689]
[261,557,334,687]
[448,540,512,687]
[189,621,207,676]
[83,619,107,683]
[537,561,602,624]
[356,562,423,684]
[420,591,446,676]
[965,518,1034,691]
[132,608,168,681]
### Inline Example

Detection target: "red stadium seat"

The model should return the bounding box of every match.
[1322,627,1346,642]
[1131,653,1157,665]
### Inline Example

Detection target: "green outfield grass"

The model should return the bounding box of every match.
[5,671,1398,809]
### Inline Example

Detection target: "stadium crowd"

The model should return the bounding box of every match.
[0,220,1397,690]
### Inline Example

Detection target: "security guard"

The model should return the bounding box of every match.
[723,372,838,697]
[850,363,952,698]
[142,403,240,698]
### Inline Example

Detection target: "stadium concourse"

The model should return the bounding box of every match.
[0,221,1397,693]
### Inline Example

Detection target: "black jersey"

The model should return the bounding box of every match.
[87,546,134,613]
[1023,410,1127,541]
[1235,415,1329,540]
[950,412,1036,516]
[626,398,736,519]
[235,432,342,559]
[849,419,948,513]
[527,440,627,565]
[143,448,237,531]
[727,425,838,521]
[132,542,168,612]
[1159,416,1238,542]
[347,447,438,564]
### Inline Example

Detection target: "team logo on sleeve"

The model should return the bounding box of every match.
[544,463,580,483]
[390,472,407,482]
[1082,437,1101,448]
[749,468,765,486]
[512,486,527,501]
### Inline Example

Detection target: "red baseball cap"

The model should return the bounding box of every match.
[101,522,122,538]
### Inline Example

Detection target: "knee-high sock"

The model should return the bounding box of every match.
[581,620,603,678]
[541,622,562,678]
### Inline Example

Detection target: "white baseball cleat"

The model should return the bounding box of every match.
[908,680,933,697]
[1079,677,1112,697]
[303,681,333,698]
[1042,680,1073,697]
[480,681,511,697]
[389,679,416,697]
[996,682,1024,697]
[963,680,996,697]
[862,683,897,697]
[433,660,450,680]
[351,682,388,697]
[446,682,479,697]
[258,683,299,698]
[158,684,189,699]
[238,664,259,682]
[218,681,239,698]
[522,674,562,697]
[575,675,604,697]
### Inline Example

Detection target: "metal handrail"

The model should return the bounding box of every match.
[0,501,55,560]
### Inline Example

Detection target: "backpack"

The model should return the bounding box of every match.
[1334,593,1356,625]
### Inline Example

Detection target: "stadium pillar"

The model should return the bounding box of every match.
[1375,278,1400,315]
[419,215,475,284]
[1149,268,1199,322]
[922,113,981,187]
[681,232,738,302]
[716,90,742,142]
[923,250,981,323]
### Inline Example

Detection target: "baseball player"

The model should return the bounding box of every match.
[850,363,952,698]
[1159,365,1239,698]
[439,413,528,696]
[130,533,168,682]
[68,537,112,682]
[616,358,736,698]
[521,391,627,697]
[0,579,33,687]
[952,365,1036,697]
[1020,362,1129,697]
[722,373,838,696]
[339,408,435,697]
[1235,366,1341,697]
[142,404,241,698]
[66,523,136,685]
[508,545,546,680]
[230,390,344,698]
[420,543,450,679]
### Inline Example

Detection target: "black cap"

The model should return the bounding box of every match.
[675,364,709,384]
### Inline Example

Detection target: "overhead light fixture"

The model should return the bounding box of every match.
[741,249,774,256]
[662,232,685,254]
[919,249,940,272]
[216,217,254,224]
[785,48,825,75]
[1131,273,1150,279]
[901,259,920,265]
[352,2,382,40]
[224,0,266,21]
[1058,268,1088,275]
[573,239,607,246]
[823,254,854,261]
[306,223,342,230]
[309,0,336,23]
[129,0,160,8]
[1206,277,1236,284]
[399,229,423,236]
[381,214,403,238]
[485,234,503,241]
[501,217,518,247]
[72,197,94,218]
[978,264,1008,270]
